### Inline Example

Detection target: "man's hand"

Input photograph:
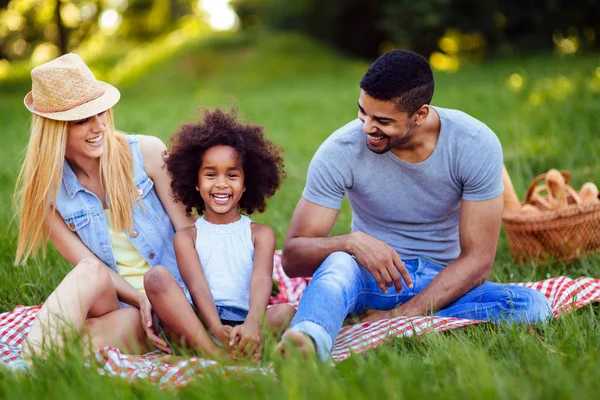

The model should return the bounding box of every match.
[348,231,413,293]
[137,294,171,353]
[228,321,262,362]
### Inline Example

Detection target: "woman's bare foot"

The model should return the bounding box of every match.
[273,330,317,358]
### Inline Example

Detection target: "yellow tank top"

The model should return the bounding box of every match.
[104,209,151,293]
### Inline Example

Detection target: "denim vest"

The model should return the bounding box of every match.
[54,135,182,285]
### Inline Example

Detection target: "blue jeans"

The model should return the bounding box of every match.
[289,252,553,360]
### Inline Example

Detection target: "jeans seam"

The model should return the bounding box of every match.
[292,317,329,331]
[442,288,521,319]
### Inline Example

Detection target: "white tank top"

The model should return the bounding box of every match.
[194,215,254,311]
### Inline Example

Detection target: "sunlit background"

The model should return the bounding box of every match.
[0,0,598,107]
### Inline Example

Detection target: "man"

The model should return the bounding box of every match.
[276,50,552,360]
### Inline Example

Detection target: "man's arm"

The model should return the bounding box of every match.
[281,197,344,277]
[392,194,504,317]
[282,198,413,292]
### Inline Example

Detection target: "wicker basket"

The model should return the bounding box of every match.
[502,170,600,265]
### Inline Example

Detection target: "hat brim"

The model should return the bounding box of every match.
[24,81,120,121]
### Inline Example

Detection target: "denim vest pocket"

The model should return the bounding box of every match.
[135,176,163,229]
[63,212,92,246]
[137,174,155,198]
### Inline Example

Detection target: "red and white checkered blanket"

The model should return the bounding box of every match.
[2,251,600,386]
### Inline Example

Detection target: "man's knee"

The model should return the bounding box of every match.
[520,288,553,322]
[502,287,553,323]
[143,266,173,295]
[310,252,363,294]
[316,252,361,279]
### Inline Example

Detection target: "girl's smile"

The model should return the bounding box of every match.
[197,145,246,224]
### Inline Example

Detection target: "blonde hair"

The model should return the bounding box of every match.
[14,109,138,264]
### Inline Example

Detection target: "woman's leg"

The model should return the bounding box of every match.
[22,258,149,359]
[84,307,150,354]
[143,266,223,358]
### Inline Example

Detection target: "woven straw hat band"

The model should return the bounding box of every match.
[29,54,105,114]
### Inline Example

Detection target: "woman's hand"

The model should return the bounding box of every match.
[137,294,171,353]
[229,321,262,362]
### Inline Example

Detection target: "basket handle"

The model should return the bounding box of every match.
[525,170,571,203]
[566,184,583,206]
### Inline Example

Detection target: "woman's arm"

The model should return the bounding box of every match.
[45,208,169,351]
[173,227,223,335]
[45,209,142,307]
[138,135,196,231]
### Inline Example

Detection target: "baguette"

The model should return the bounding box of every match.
[521,204,541,214]
[545,169,568,209]
[580,182,600,205]
[502,165,522,212]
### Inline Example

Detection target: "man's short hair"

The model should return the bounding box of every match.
[360,50,434,115]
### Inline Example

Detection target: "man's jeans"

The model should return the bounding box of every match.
[289,252,553,360]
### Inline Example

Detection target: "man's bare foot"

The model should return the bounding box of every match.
[156,355,186,365]
[273,330,317,359]
[358,309,394,323]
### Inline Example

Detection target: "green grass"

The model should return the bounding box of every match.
[1,31,600,398]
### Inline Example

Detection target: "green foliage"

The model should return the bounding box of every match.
[1,32,600,397]
[0,0,199,62]
[231,0,600,58]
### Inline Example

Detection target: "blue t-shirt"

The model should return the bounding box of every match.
[302,106,504,267]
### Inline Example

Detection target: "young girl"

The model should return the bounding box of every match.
[144,109,295,361]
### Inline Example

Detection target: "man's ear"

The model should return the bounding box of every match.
[414,105,430,125]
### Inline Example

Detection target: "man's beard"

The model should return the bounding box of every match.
[366,124,414,155]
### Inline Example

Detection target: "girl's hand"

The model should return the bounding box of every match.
[212,324,232,347]
[137,294,171,353]
[229,321,262,362]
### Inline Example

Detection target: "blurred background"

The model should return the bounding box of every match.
[0,0,599,307]
[0,0,599,74]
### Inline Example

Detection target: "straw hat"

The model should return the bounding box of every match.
[24,53,120,121]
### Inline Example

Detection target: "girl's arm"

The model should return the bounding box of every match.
[173,228,224,336]
[245,223,277,326]
[229,223,275,359]
[138,135,197,231]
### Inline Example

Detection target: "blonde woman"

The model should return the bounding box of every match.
[14,54,196,362]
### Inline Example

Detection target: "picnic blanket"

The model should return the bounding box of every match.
[2,250,600,386]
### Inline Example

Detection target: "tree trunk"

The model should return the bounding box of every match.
[55,0,68,54]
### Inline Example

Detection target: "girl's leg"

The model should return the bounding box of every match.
[265,304,296,337]
[22,258,148,359]
[143,266,223,358]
